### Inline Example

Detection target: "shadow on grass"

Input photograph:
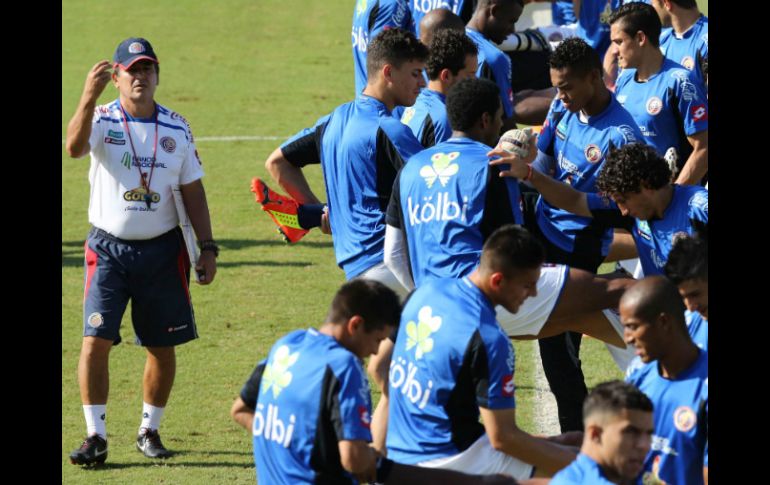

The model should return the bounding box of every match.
[71,449,255,470]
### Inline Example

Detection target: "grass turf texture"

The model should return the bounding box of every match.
[63,1,707,482]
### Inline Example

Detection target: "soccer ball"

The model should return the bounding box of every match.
[497,127,534,158]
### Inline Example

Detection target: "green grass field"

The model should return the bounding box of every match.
[63,1,706,482]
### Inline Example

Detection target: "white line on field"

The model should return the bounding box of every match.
[61,135,287,144]
[532,341,561,436]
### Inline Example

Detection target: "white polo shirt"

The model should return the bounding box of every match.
[84,99,204,240]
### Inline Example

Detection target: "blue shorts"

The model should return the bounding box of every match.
[83,227,198,347]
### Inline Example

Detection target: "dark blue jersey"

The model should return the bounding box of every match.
[386,276,517,463]
[410,0,469,39]
[586,185,708,276]
[535,97,642,255]
[386,137,523,287]
[552,0,577,26]
[466,28,514,119]
[352,0,414,94]
[660,15,708,81]
[549,453,618,484]
[615,58,708,168]
[686,310,708,351]
[626,350,708,485]
[400,89,452,148]
[281,95,425,279]
[241,329,372,484]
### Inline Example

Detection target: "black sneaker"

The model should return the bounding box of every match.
[136,428,173,458]
[70,434,108,465]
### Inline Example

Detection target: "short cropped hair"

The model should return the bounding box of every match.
[665,222,708,284]
[326,280,402,332]
[426,29,478,80]
[608,2,662,48]
[367,28,429,79]
[549,37,602,78]
[446,77,501,131]
[583,380,653,424]
[596,143,671,194]
[479,225,545,278]
[622,276,686,328]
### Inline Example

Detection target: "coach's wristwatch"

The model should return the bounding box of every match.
[198,239,220,258]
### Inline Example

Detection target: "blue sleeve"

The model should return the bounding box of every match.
[280,113,332,167]
[473,328,516,410]
[674,69,709,136]
[531,150,557,176]
[687,189,708,223]
[240,359,268,409]
[335,360,374,442]
[373,0,413,34]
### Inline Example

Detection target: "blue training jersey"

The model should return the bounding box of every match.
[386,276,517,463]
[615,58,708,169]
[660,15,708,81]
[586,184,708,276]
[400,89,452,148]
[552,0,577,26]
[386,137,523,287]
[352,0,414,95]
[686,310,708,351]
[240,329,372,484]
[626,349,708,485]
[550,453,618,485]
[281,95,424,279]
[410,0,468,39]
[535,97,643,255]
[466,27,514,119]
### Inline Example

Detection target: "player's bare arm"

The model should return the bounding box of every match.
[230,397,254,432]
[338,439,378,482]
[180,179,217,284]
[264,147,323,205]
[675,130,708,185]
[66,60,112,158]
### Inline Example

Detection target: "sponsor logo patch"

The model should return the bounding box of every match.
[167,324,188,333]
[691,104,707,122]
[262,345,300,398]
[88,312,104,328]
[401,107,416,125]
[405,306,442,359]
[107,130,124,139]
[502,375,515,397]
[105,137,126,145]
[673,405,697,432]
[124,186,161,204]
[160,136,176,153]
[646,97,663,115]
[358,406,371,429]
[420,152,460,188]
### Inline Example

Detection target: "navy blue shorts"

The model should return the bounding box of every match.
[83,227,198,347]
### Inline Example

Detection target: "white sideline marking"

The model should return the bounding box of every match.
[61,135,287,144]
[532,341,561,436]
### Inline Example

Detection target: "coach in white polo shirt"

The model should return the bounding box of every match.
[65,37,217,466]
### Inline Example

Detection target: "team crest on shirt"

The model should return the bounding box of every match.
[673,405,697,432]
[681,56,695,70]
[584,144,602,164]
[128,42,146,54]
[160,136,177,153]
[420,152,460,188]
[87,312,104,328]
[691,104,707,122]
[646,97,663,115]
[262,345,300,398]
[401,107,416,125]
[405,306,442,359]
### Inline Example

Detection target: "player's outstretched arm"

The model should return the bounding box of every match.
[264,147,323,206]
[675,131,708,186]
[480,406,577,477]
[230,397,254,431]
[66,60,113,158]
[488,148,592,218]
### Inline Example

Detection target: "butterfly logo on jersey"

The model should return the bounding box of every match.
[356,0,367,16]
[405,305,442,359]
[401,107,416,125]
[419,152,460,188]
[262,345,300,399]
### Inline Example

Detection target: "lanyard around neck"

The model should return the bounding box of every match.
[119,102,159,197]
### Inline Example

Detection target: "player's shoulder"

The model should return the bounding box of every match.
[681,185,708,214]
[93,100,121,121]
[158,103,195,137]
[625,356,654,383]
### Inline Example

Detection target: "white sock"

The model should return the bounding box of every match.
[140,402,165,432]
[84,404,107,440]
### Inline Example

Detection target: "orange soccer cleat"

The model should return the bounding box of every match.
[251,178,309,243]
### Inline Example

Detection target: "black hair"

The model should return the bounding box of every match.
[596,143,671,194]
[367,28,429,79]
[446,77,501,131]
[326,280,401,332]
[583,380,654,423]
[664,222,708,284]
[608,2,662,48]
[549,37,602,78]
[426,29,478,80]
[479,224,545,278]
